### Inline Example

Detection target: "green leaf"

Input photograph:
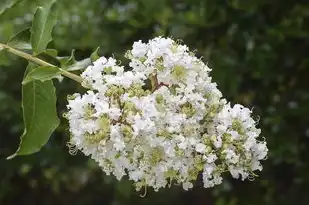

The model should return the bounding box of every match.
[44,49,58,57]
[0,49,10,66]
[66,58,92,71]
[36,49,59,67]
[23,66,61,84]
[56,56,70,67]
[30,0,58,54]
[0,0,22,17]
[7,28,32,50]
[90,47,100,62]
[8,64,60,158]
[55,49,75,68]
[58,50,91,71]
[61,49,76,67]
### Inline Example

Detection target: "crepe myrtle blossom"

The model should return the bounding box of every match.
[65,37,268,193]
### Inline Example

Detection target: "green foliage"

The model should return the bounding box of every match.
[7,28,31,50]
[65,57,91,71]
[44,48,58,57]
[0,0,21,17]
[8,64,59,158]
[22,66,60,84]
[58,47,100,71]
[58,50,76,68]
[90,47,100,62]
[6,0,61,158]
[30,0,57,54]
[0,0,309,205]
[0,49,9,66]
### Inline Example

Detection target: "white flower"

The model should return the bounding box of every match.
[204,153,217,163]
[195,143,206,153]
[182,182,193,190]
[131,40,148,58]
[65,37,268,193]
[222,148,239,164]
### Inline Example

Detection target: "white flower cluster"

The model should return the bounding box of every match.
[65,37,268,192]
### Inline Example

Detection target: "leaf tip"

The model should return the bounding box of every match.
[6,153,17,160]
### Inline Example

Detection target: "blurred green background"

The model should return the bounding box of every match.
[1,0,309,204]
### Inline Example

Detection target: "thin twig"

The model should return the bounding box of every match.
[0,43,83,83]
